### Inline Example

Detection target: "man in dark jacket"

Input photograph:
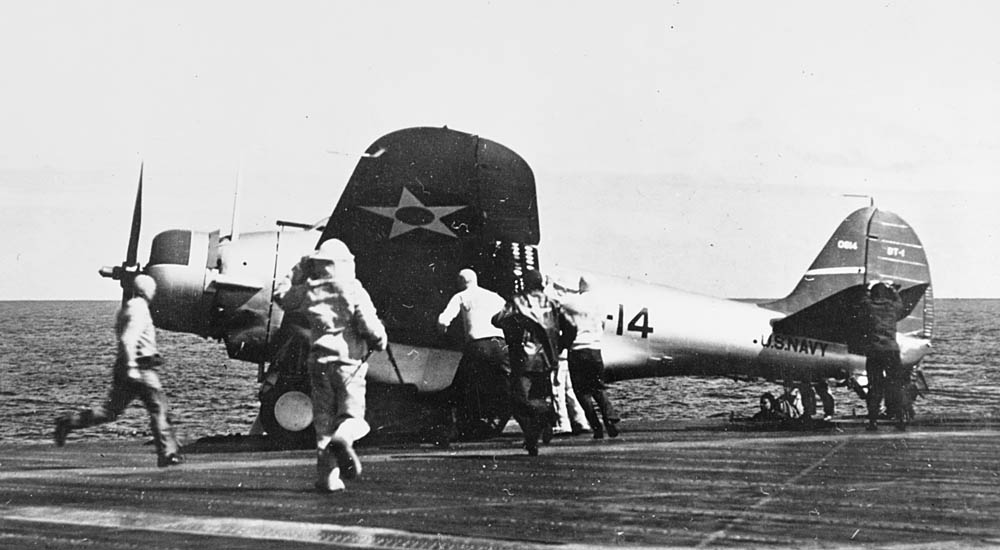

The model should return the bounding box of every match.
[859,281,905,431]
[492,269,561,456]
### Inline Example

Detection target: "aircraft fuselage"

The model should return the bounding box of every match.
[544,267,930,386]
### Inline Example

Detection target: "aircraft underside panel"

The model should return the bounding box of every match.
[365,343,462,393]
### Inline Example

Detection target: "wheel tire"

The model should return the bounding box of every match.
[259,385,315,449]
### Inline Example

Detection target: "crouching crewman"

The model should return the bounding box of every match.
[274,238,387,492]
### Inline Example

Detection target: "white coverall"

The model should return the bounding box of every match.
[274,242,387,486]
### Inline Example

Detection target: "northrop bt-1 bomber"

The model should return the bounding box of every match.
[100,127,933,446]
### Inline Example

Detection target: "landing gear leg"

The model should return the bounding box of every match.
[258,321,315,449]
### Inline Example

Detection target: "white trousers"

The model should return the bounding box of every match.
[309,355,371,450]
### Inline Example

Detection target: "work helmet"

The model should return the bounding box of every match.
[310,239,354,262]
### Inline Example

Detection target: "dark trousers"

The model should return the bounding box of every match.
[568,348,619,433]
[815,383,835,417]
[886,361,913,423]
[451,337,510,435]
[510,370,553,450]
[865,350,902,423]
[65,362,180,458]
[800,382,835,418]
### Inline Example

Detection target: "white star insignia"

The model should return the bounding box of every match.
[360,187,468,239]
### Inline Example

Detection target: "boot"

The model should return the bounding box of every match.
[54,417,71,447]
[157,454,184,467]
[329,436,362,480]
[315,447,346,492]
[605,419,620,438]
[315,468,346,493]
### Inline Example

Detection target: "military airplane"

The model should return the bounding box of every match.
[100,126,933,446]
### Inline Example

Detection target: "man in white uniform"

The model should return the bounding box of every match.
[438,269,510,440]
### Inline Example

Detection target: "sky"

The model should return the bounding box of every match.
[2,1,999,300]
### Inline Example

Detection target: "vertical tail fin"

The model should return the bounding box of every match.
[764,207,933,339]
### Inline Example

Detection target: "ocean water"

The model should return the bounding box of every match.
[1,299,997,443]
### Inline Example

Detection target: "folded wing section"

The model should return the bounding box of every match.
[319,127,541,347]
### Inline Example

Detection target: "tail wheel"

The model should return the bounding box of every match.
[259,383,315,448]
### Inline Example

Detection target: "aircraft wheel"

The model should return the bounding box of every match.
[259,384,315,449]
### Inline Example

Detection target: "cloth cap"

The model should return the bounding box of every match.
[458,269,478,289]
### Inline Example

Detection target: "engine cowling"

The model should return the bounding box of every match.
[144,227,321,364]
[145,229,216,336]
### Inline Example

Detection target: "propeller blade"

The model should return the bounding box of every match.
[125,163,143,266]
[120,164,144,306]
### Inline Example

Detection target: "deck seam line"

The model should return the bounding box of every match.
[695,437,850,547]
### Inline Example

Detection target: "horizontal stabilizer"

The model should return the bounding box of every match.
[770,283,929,347]
[762,207,934,341]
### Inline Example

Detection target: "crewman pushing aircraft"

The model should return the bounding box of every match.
[437,268,510,440]
[274,238,387,492]
[560,276,620,438]
[858,280,905,431]
[493,269,562,456]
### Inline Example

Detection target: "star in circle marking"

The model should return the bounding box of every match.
[359,187,468,239]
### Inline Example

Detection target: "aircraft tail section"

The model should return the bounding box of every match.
[319,127,540,347]
[763,207,933,340]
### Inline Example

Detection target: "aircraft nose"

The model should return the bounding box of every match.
[145,229,216,335]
